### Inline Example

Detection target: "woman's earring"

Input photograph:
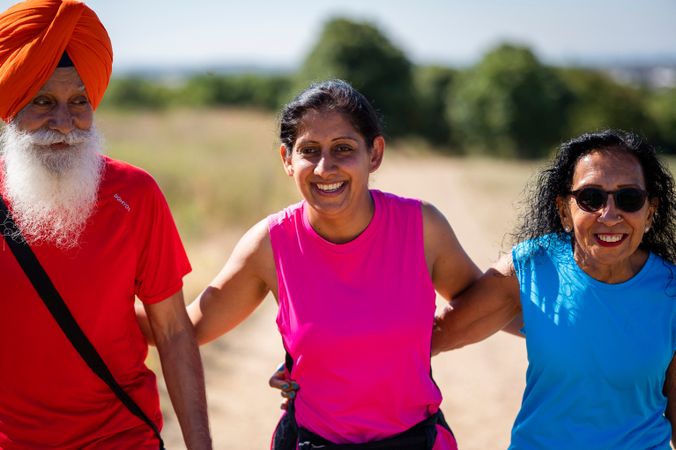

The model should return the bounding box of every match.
[564,225,572,233]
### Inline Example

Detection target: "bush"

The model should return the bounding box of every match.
[180,73,292,110]
[295,17,417,137]
[413,65,458,148]
[647,87,676,154]
[558,68,656,141]
[101,76,174,109]
[447,44,572,158]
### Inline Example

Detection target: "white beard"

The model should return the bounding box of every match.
[0,123,104,249]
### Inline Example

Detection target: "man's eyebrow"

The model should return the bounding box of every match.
[36,84,86,95]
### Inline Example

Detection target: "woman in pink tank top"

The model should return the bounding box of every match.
[187,80,481,449]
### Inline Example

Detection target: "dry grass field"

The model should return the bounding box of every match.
[95,108,674,449]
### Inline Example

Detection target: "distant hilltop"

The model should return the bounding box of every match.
[113,59,676,90]
[113,62,294,79]
[604,64,676,89]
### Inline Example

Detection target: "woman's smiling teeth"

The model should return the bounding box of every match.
[316,182,344,192]
[596,233,624,243]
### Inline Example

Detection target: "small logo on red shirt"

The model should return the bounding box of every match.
[114,194,131,212]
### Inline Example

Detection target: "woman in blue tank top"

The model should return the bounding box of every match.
[434,129,676,449]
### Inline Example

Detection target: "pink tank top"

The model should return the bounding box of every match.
[268,190,445,444]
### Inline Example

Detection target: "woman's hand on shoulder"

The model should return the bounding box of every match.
[187,219,276,345]
[421,202,481,301]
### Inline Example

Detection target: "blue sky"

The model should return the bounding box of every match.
[2,0,675,70]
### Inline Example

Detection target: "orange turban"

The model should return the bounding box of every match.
[0,0,113,122]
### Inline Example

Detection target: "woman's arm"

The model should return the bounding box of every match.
[431,253,521,355]
[187,219,276,345]
[421,202,482,301]
[422,202,521,354]
[501,312,525,337]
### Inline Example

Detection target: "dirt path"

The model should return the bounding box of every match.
[158,155,533,449]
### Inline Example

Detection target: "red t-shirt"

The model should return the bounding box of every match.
[0,156,191,449]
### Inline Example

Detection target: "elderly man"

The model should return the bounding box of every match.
[0,1,212,449]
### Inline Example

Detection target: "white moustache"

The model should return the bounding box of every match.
[27,128,90,147]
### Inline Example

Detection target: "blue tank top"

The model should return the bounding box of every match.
[510,233,676,449]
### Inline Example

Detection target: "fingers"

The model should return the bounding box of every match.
[269,363,299,391]
[279,387,297,410]
[272,377,299,397]
[269,362,299,409]
[280,387,297,398]
[268,364,289,389]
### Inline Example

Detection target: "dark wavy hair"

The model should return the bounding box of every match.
[279,79,382,155]
[512,129,676,264]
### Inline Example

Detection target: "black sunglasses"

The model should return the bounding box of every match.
[569,187,647,213]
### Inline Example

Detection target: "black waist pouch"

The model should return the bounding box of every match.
[272,403,452,450]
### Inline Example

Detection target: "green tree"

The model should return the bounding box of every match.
[413,65,458,148]
[559,68,656,141]
[179,74,228,106]
[101,76,174,109]
[448,44,572,158]
[296,17,417,137]
[180,73,291,110]
[647,87,676,154]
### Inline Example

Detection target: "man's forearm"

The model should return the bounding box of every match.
[156,328,212,449]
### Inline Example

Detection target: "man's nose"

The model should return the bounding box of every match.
[48,103,74,135]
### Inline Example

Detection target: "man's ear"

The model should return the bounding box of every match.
[369,136,385,173]
[280,145,293,176]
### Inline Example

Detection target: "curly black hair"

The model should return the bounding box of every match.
[512,129,676,264]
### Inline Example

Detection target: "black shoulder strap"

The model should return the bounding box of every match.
[0,196,165,450]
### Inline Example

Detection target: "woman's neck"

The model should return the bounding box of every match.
[573,245,649,284]
[306,191,375,244]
